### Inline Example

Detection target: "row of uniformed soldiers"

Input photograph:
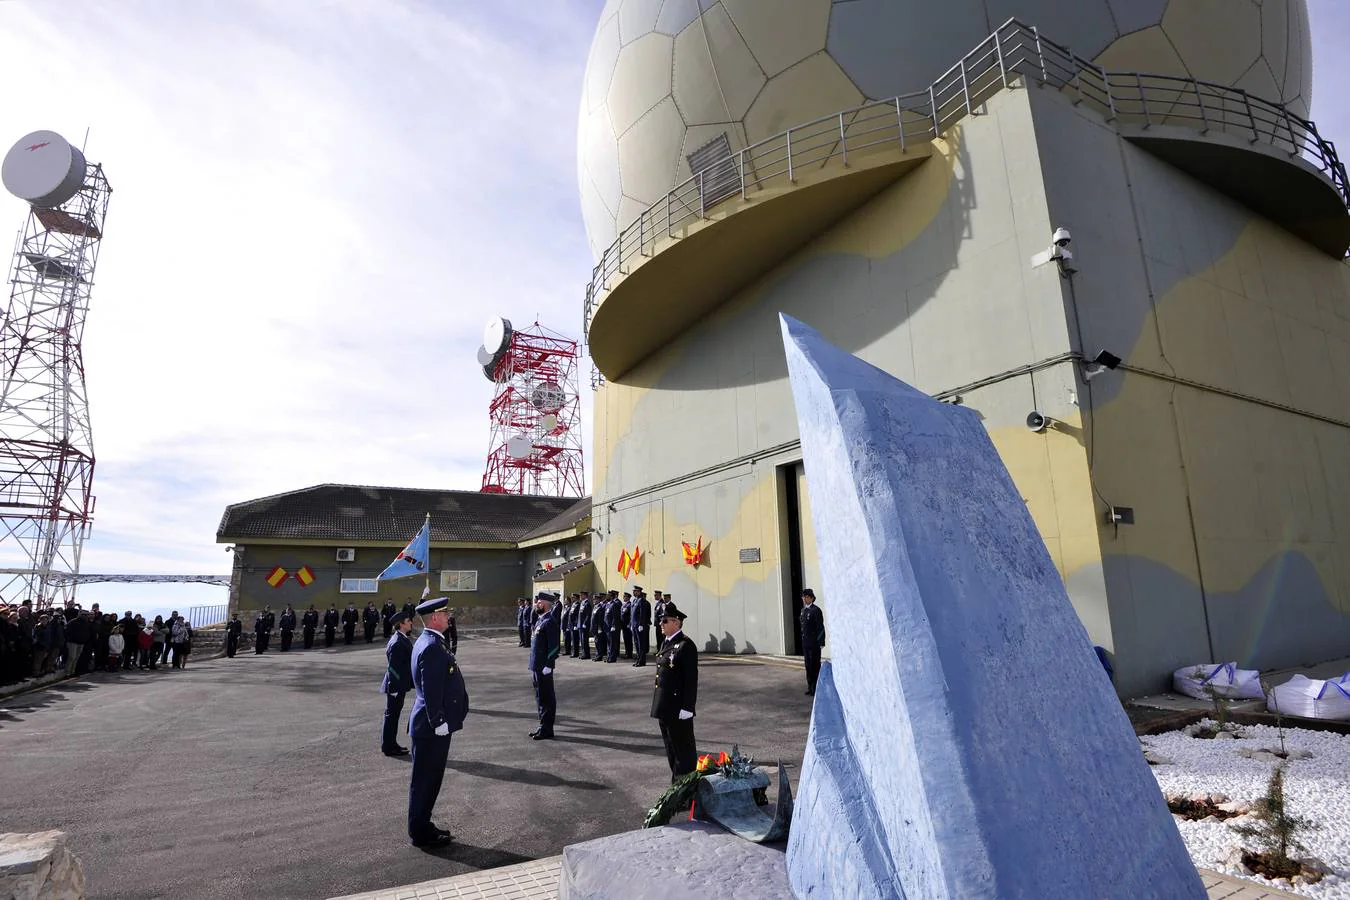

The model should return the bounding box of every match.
[234,601,457,655]
[517,586,674,667]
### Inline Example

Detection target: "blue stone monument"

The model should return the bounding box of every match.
[779,315,1203,899]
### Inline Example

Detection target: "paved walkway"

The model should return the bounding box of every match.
[330,857,1301,900]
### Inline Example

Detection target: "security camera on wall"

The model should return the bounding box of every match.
[1030,226,1077,274]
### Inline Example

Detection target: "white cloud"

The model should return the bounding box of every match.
[0,0,603,602]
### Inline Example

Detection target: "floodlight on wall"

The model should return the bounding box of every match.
[1081,350,1122,382]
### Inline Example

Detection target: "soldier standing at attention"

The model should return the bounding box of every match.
[363,601,380,643]
[620,592,634,660]
[651,603,698,780]
[279,605,297,652]
[323,605,340,648]
[381,599,397,640]
[253,607,272,655]
[446,608,458,655]
[225,613,243,658]
[631,586,651,667]
[589,594,607,663]
[381,611,414,757]
[408,596,469,848]
[799,588,826,696]
[577,592,593,660]
[561,597,574,657]
[301,605,319,649]
[652,590,667,634]
[516,598,530,647]
[342,603,359,645]
[527,593,560,741]
[605,590,622,663]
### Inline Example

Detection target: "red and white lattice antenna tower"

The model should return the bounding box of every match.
[477,318,585,498]
[0,131,113,608]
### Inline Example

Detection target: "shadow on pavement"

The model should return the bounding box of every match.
[448,759,609,791]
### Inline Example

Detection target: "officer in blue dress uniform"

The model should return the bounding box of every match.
[516,598,530,647]
[652,602,698,780]
[630,586,651,667]
[407,596,469,847]
[799,588,826,696]
[577,592,593,659]
[380,611,414,756]
[528,593,560,740]
[604,590,622,663]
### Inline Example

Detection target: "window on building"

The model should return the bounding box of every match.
[440,570,478,592]
[340,578,379,593]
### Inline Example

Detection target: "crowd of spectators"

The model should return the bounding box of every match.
[0,600,196,689]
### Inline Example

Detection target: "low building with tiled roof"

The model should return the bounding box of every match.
[217,484,592,624]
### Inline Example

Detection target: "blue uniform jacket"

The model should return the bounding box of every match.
[604,599,620,630]
[633,597,652,629]
[578,600,592,632]
[381,630,413,694]
[528,609,561,674]
[409,628,469,739]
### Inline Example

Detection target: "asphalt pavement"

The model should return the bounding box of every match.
[0,631,811,900]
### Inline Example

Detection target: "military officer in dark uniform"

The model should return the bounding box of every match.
[799,588,826,696]
[445,607,458,654]
[401,600,416,621]
[363,601,380,643]
[253,607,272,655]
[381,611,414,756]
[604,591,622,663]
[516,598,530,647]
[323,605,340,647]
[381,600,397,640]
[631,586,651,667]
[652,603,698,780]
[561,596,574,657]
[527,593,560,740]
[301,605,319,649]
[620,592,634,659]
[279,605,297,652]
[341,603,359,645]
[408,596,469,848]
[225,612,243,658]
[652,590,667,635]
[589,594,607,662]
[577,592,592,659]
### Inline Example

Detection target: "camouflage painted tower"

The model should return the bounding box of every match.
[578,0,1348,697]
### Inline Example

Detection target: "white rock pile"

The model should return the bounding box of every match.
[0,830,84,899]
[1143,721,1350,898]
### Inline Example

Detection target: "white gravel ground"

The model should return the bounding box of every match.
[1142,721,1350,898]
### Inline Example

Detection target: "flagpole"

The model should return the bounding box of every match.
[424,512,432,599]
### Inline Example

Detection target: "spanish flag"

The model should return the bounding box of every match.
[629,546,642,576]
[295,565,315,587]
[266,567,289,587]
[617,549,631,577]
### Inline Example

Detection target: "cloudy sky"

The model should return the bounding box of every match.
[0,0,1346,617]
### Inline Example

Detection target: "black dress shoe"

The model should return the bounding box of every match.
[528,729,540,738]
[382,745,410,756]
[805,690,814,696]
[433,826,453,839]
[410,832,451,848]
[531,732,554,741]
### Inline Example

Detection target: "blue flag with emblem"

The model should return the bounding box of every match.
[379,516,430,581]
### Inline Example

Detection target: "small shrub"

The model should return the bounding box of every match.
[1230,765,1319,882]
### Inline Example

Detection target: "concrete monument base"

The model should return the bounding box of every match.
[558,822,790,900]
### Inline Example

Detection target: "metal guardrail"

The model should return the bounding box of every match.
[582,17,1350,342]
[188,604,228,628]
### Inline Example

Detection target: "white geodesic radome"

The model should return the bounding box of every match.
[576,0,1314,261]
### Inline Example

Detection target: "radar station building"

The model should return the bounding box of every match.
[577,1,1350,696]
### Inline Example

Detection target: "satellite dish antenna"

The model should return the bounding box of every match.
[506,434,532,459]
[2,131,86,208]
[476,345,494,367]
[530,380,567,413]
[483,317,513,356]
[539,413,559,434]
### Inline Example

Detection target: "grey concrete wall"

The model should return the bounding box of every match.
[231,544,528,616]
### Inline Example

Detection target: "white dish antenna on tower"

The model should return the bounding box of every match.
[530,380,567,413]
[539,413,559,434]
[2,131,86,208]
[483,317,513,356]
[506,434,533,460]
[476,345,494,367]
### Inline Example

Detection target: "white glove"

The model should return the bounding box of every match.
[542,667,552,675]
[434,722,449,736]
[678,709,693,720]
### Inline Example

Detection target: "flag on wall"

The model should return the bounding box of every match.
[266,567,289,587]
[681,537,707,567]
[617,549,632,577]
[630,546,642,576]
[380,516,430,581]
[295,565,315,586]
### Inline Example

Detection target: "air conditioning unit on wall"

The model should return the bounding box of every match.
[335,548,356,562]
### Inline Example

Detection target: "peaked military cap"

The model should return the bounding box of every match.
[391,611,411,625]
[416,596,450,616]
[660,603,687,622]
